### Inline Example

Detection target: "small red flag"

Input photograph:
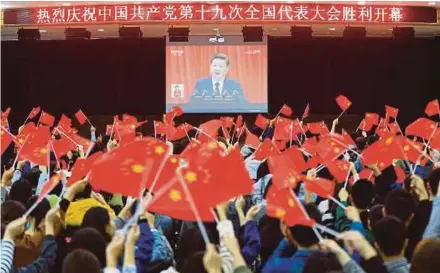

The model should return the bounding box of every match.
[274,120,294,141]
[19,126,52,166]
[105,125,113,136]
[280,104,293,116]
[220,117,234,128]
[308,122,329,135]
[67,151,103,186]
[51,137,76,159]
[430,128,440,151]
[361,134,405,171]
[122,114,137,125]
[388,122,401,135]
[89,138,169,196]
[405,118,437,140]
[358,169,375,182]
[401,138,424,163]
[236,115,244,129]
[425,99,440,117]
[385,105,399,119]
[1,128,14,155]
[154,121,169,135]
[197,120,222,143]
[58,114,72,130]
[253,138,280,161]
[305,156,322,170]
[336,95,352,111]
[358,119,374,132]
[325,159,351,183]
[265,187,312,227]
[28,107,41,120]
[303,177,335,199]
[15,122,37,149]
[301,136,319,155]
[71,133,93,153]
[302,104,310,119]
[164,107,184,125]
[244,129,260,149]
[39,112,55,127]
[364,113,380,126]
[74,110,88,125]
[267,152,304,189]
[167,123,193,141]
[255,114,270,130]
[38,173,64,202]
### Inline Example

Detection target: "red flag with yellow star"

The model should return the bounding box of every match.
[280,104,293,116]
[67,151,103,186]
[361,134,405,171]
[51,137,76,159]
[253,138,280,161]
[400,138,424,163]
[265,186,312,227]
[303,177,336,199]
[385,105,399,119]
[255,114,270,130]
[28,106,41,120]
[316,135,347,161]
[267,153,303,189]
[425,99,440,117]
[19,126,51,165]
[71,133,93,153]
[1,127,14,155]
[336,95,352,111]
[364,113,380,126]
[307,122,329,135]
[405,118,438,141]
[324,159,351,183]
[39,111,55,127]
[75,110,88,125]
[89,138,169,196]
[15,122,37,149]
[197,120,222,143]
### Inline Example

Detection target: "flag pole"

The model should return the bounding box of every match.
[1,126,17,141]
[53,128,80,147]
[47,142,51,177]
[49,141,61,170]
[336,109,346,120]
[194,127,219,143]
[182,123,191,142]
[289,120,293,147]
[12,135,30,168]
[176,168,211,245]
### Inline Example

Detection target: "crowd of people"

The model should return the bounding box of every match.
[1,101,440,273]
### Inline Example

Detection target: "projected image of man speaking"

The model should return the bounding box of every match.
[187,53,248,108]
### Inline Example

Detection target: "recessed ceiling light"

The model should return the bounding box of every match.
[62,3,71,6]
[329,27,336,31]
[39,29,47,33]
[98,28,105,32]
[428,2,436,6]
[357,1,366,5]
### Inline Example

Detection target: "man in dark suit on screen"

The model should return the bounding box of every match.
[187,53,248,110]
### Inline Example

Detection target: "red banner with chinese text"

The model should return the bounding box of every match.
[2,3,438,25]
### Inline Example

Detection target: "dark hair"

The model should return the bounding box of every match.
[288,203,322,248]
[410,238,440,273]
[256,161,269,182]
[303,251,343,273]
[372,216,407,257]
[368,204,384,228]
[62,249,101,273]
[427,168,440,196]
[259,216,284,265]
[25,167,42,189]
[81,207,111,242]
[385,189,416,223]
[176,227,213,271]
[210,53,229,66]
[8,179,33,206]
[180,251,207,273]
[69,228,107,267]
[351,179,374,209]
[1,200,26,225]
[26,195,50,227]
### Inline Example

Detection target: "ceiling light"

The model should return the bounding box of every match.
[62,3,71,6]
[329,28,336,31]
[428,2,436,6]
[357,1,366,5]
[39,29,47,33]
[98,28,105,32]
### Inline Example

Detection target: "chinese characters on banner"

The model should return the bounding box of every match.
[2,3,438,25]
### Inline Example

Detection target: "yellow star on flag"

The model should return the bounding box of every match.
[185,171,197,183]
[131,164,144,173]
[169,189,182,202]
[155,146,165,155]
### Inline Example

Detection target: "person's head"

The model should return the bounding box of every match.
[411,238,440,273]
[62,249,101,273]
[372,216,407,258]
[350,179,374,210]
[69,228,107,267]
[1,200,26,225]
[25,167,42,190]
[81,207,114,242]
[368,204,384,229]
[303,251,343,273]
[287,203,322,249]
[27,195,50,228]
[210,53,229,80]
[259,215,284,264]
[385,189,416,224]
[8,179,33,206]
[72,183,92,201]
[180,251,207,273]
[427,168,440,197]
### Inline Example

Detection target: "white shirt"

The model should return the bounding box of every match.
[212,78,225,96]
